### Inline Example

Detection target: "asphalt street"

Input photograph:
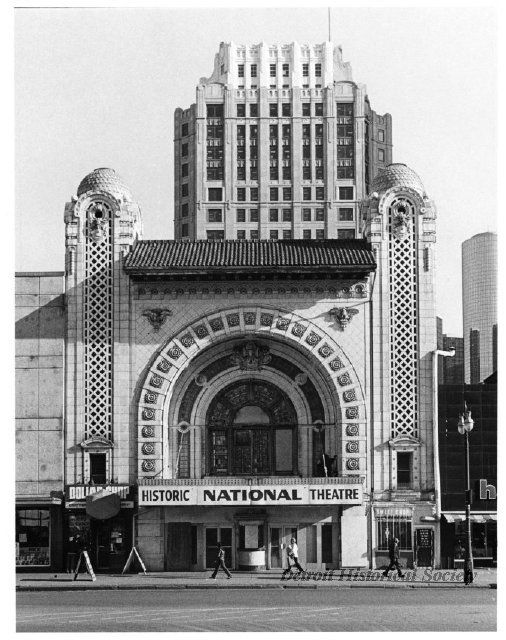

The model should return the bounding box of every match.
[17,587,496,632]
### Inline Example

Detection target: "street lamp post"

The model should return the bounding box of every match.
[457,404,474,585]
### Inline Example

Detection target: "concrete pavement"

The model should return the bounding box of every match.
[16,567,497,591]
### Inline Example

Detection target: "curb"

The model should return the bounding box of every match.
[16,583,495,592]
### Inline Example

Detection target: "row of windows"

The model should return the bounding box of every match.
[182,184,355,202]
[237,62,322,78]
[202,229,357,240]
[235,102,325,118]
[181,204,354,223]
[208,207,354,223]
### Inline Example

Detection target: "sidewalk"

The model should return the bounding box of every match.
[16,568,497,591]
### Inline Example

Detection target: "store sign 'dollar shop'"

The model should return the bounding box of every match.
[139,483,363,506]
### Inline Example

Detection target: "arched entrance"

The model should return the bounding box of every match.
[206,379,297,476]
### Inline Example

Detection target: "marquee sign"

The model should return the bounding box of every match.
[139,483,363,507]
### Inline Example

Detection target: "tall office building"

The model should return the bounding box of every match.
[174,42,392,240]
[436,317,464,385]
[462,232,497,383]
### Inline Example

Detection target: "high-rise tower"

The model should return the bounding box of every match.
[462,232,497,383]
[174,42,392,240]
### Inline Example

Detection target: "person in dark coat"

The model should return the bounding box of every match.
[209,542,232,579]
[382,537,405,577]
[66,534,80,573]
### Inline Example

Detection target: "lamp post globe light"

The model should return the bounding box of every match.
[458,404,474,584]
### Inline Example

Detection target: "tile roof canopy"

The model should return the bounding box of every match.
[124,240,376,275]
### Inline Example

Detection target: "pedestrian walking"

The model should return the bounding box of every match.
[382,537,405,577]
[209,542,232,579]
[66,533,80,573]
[283,537,304,576]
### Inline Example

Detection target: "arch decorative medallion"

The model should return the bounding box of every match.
[137,306,367,479]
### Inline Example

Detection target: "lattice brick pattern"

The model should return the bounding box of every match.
[388,200,418,438]
[84,208,113,438]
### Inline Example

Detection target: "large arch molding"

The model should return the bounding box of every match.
[137,306,367,479]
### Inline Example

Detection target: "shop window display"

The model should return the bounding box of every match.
[16,509,50,566]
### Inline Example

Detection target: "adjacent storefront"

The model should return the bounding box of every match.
[15,496,64,571]
[65,485,135,572]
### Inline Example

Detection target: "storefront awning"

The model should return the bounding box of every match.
[86,489,121,519]
[443,513,497,523]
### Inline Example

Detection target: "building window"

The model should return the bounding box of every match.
[303,229,311,240]
[302,63,309,77]
[181,183,188,197]
[207,230,225,240]
[339,186,354,200]
[249,209,259,222]
[315,208,325,222]
[270,187,279,201]
[269,208,279,222]
[315,103,323,116]
[315,187,324,200]
[208,209,223,223]
[338,229,356,239]
[181,163,188,178]
[282,187,292,201]
[237,230,246,239]
[302,102,311,116]
[282,63,289,77]
[378,148,385,162]
[339,208,354,221]
[237,188,246,202]
[251,64,257,78]
[236,209,246,222]
[237,165,246,180]
[250,188,258,202]
[283,230,292,240]
[249,103,258,117]
[378,129,385,142]
[396,452,413,489]
[182,143,188,157]
[208,188,223,201]
[316,229,325,239]
[282,103,291,117]
[181,203,188,218]
[315,63,322,77]
[270,64,276,77]
[269,103,278,117]
[16,509,50,567]
[250,230,259,240]
[207,104,224,117]
[376,518,413,551]
[270,230,279,240]
[282,209,292,222]
[282,166,291,180]
[181,123,188,137]
[302,208,311,222]
[90,452,107,484]
[303,164,311,180]
[236,103,246,117]
[303,187,311,201]
[181,223,189,237]
[238,64,244,77]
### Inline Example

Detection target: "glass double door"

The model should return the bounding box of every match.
[269,526,297,569]
[205,527,233,569]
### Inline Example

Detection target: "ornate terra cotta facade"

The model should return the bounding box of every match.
[16,43,440,575]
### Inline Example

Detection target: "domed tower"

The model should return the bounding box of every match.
[64,168,143,485]
[362,164,438,561]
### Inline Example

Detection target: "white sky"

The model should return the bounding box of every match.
[14,2,498,336]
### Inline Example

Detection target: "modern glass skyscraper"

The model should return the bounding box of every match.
[174,42,392,240]
[462,232,497,383]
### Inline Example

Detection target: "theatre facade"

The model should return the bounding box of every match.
[17,161,437,572]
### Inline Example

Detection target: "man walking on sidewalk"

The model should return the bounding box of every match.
[209,542,232,580]
[383,537,405,578]
[283,537,304,576]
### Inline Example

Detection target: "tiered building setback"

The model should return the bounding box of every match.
[174,42,392,240]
